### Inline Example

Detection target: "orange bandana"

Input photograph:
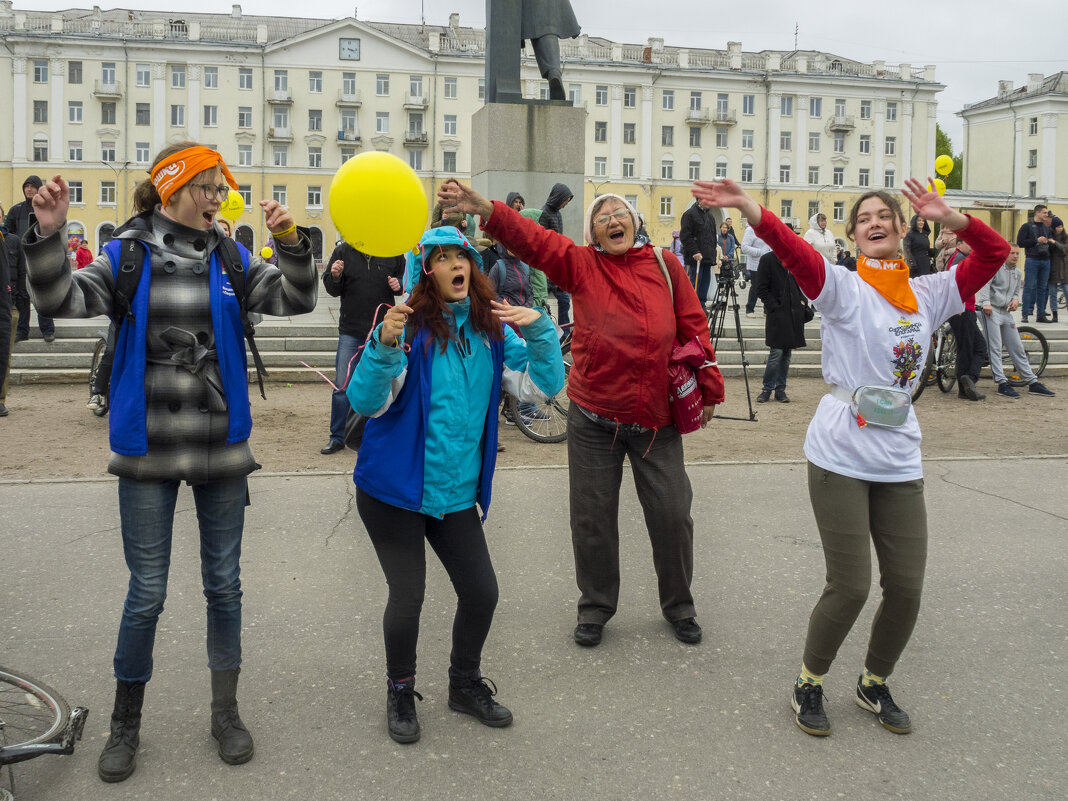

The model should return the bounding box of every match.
[855,255,918,313]
[150,146,238,206]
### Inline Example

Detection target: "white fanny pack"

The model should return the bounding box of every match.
[830,384,912,428]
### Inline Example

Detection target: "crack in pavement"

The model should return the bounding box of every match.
[325,483,355,547]
[934,464,1068,523]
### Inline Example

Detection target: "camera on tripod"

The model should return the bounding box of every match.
[718,260,738,285]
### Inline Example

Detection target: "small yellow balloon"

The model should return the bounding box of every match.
[219,190,245,221]
[260,246,274,260]
[928,178,947,197]
[934,155,954,177]
[328,152,428,257]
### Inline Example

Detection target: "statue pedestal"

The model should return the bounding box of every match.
[471,101,586,243]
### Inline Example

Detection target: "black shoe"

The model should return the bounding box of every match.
[320,440,344,455]
[210,669,254,765]
[98,680,145,783]
[1021,315,1029,323]
[792,682,830,736]
[386,679,423,744]
[43,332,55,343]
[573,622,603,647]
[14,333,28,344]
[774,390,790,403]
[1035,315,1052,324]
[757,390,771,403]
[448,676,513,728]
[855,677,912,734]
[0,402,8,417]
[1028,381,1056,396]
[671,617,702,644]
[958,375,984,401]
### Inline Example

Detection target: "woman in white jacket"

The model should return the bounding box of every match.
[804,213,838,263]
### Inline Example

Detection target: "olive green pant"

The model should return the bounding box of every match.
[803,462,927,678]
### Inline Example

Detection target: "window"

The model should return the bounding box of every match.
[478,78,485,100]
[808,201,820,220]
[594,121,607,142]
[273,108,289,129]
[237,144,253,167]
[859,168,870,187]
[239,68,252,90]
[1028,149,1038,168]
[308,109,322,131]
[341,109,356,131]
[408,112,424,134]
[342,72,356,96]
[68,141,82,161]
[101,141,116,161]
[136,64,150,87]
[833,201,845,223]
[780,131,792,151]
[884,168,895,188]
[622,158,635,178]
[886,101,897,121]
[538,82,550,101]
[834,98,846,117]
[238,107,252,128]
[740,159,754,183]
[32,140,48,162]
[170,104,184,126]
[809,132,820,152]
[408,150,423,170]
[717,93,729,116]
[307,186,322,207]
[690,91,702,111]
[238,185,252,206]
[444,77,457,98]
[779,162,791,183]
[101,102,116,125]
[68,61,82,84]
[596,85,608,106]
[715,157,728,179]
[833,133,845,153]
[808,166,819,185]
[308,146,322,168]
[742,94,755,115]
[781,96,793,116]
[171,65,185,88]
[661,157,674,179]
[833,166,844,187]
[623,123,636,144]
[780,200,793,218]
[135,103,150,125]
[273,185,287,205]
[716,128,728,148]
[203,105,218,127]
[809,97,822,118]
[33,60,48,82]
[135,142,150,163]
[1028,179,1037,198]
[662,125,674,146]
[204,66,218,89]
[662,89,674,111]
[688,158,701,181]
[340,147,355,163]
[741,129,754,149]
[624,87,637,108]
[689,127,701,147]
[272,145,288,167]
[860,100,872,119]
[594,156,607,177]
[409,75,423,97]
[274,70,288,92]
[33,101,47,124]
[376,74,390,96]
[308,71,322,93]
[885,137,896,156]
[100,181,116,204]
[68,180,82,203]
[443,114,457,136]
[376,112,389,134]
[1029,117,1038,135]
[443,151,457,173]
[660,196,673,216]
[569,84,581,106]
[859,134,871,154]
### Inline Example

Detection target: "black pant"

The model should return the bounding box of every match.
[14,293,54,338]
[948,309,984,382]
[356,488,499,683]
[0,298,11,398]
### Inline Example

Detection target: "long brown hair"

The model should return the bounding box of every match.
[408,250,503,353]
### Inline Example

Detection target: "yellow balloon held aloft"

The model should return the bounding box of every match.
[260,246,273,260]
[329,151,428,257]
[934,155,954,177]
[219,189,245,221]
[928,178,947,197]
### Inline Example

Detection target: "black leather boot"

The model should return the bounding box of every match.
[97,679,145,782]
[386,678,423,744]
[448,675,513,727]
[210,669,254,764]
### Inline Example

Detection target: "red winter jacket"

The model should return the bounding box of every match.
[484,201,724,429]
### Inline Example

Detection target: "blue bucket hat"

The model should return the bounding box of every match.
[404,226,483,294]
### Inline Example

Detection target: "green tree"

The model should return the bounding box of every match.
[935,123,963,189]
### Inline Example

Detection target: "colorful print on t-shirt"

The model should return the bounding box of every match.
[891,339,924,387]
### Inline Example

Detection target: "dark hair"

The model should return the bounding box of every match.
[1034,204,1047,214]
[408,247,503,353]
[844,190,907,241]
[131,141,215,214]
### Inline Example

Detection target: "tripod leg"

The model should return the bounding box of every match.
[728,281,758,421]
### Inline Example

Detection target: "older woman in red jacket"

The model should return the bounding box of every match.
[439,180,724,647]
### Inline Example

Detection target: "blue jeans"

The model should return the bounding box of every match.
[1022,257,1050,317]
[762,347,792,392]
[552,286,571,326]
[329,334,364,445]
[1048,282,1066,314]
[695,263,716,304]
[114,476,247,683]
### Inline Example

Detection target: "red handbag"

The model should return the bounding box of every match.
[667,337,707,433]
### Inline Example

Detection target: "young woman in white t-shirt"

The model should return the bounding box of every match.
[692,177,1009,738]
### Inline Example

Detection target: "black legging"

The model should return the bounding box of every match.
[356,488,499,683]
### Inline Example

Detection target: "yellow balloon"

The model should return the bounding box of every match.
[928,178,947,196]
[260,246,274,259]
[934,155,954,177]
[219,189,245,221]
[328,152,428,257]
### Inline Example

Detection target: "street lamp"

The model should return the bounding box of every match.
[100,160,132,225]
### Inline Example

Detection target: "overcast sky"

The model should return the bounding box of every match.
[13,1,1066,147]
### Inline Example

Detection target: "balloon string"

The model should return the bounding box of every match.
[299,302,409,391]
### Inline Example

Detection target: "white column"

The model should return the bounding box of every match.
[153,63,167,148]
[1041,113,1057,196]
[768,92,781,185]
[13,58,27,163]
[795,94,808,185]
[873,99,885,184]
[640,85,653,180]
[901,101,914,178]
[926,103,937,181]
[1013,117,1024,195]
[187,65,201,139]
[51,58,64,162]
[610,84,622,179]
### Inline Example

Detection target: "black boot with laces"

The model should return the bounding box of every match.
[386,678,423,744]
[448,675,513,728]
[98,679,145,782]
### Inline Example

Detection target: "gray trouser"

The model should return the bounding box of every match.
[979,307,1037,385]
[803,462,927,677]
[567,404,697,625]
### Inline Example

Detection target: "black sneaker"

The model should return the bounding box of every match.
[775,390,790,403]
[855,677,912,734]
[671,617,702,644]
[1028,382,1056,397]
[791,682,830,736]
[386,679,423,744]
[573,623,603,647]
[757,390,771,403]
[448,676,513,728]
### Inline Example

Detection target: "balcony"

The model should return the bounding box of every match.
[337,129,361,142]
[829,115,855,132]
[403,131,428,147]
[266,89,293,104]
[403,93,429,109]
[685,108,710,125]
[336,89,363,107]
[93,80,123,98]
[712,109,737,126]
[267,126,292,141]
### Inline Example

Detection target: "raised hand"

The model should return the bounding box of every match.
[437,180,494,221]
[901,178,968,230]
[259,199,298,245]
[492,299,542,328]
[379,302,411,345]
[691,180,762,226]
[31,175,70,237]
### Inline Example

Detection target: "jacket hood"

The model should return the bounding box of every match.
[544,182,573,211]
[22,175,43,190]
[404,225,483,293]
[505,191,525,208]
[909,214,931,235]
[582,193,641,247]
[808,214,829,234]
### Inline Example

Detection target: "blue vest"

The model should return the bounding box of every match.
[354,327,504,520]
[102,238,253,456]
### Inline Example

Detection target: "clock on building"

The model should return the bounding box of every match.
[339,38,361,60]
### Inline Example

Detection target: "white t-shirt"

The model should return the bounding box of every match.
[804,261,963,482]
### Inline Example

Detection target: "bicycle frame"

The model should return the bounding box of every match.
[0,707,88,767]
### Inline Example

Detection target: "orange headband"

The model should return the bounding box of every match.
[150,146,238,206]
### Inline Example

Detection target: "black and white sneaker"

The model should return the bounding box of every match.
[855,677,912,734]
[791,682,830,736]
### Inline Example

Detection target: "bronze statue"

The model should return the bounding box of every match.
[485,0,581,103]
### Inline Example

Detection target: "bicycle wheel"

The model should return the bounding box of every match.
[1005,326,1049,386]
[911,347,934,402]
[0,667,70,758]
[937,329,958,393]
[506,343,572,444]
[89,338,108,417]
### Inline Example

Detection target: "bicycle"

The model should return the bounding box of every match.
[0,666,88,800]
[87,328,110,417]
[911,321,957,402]
[503,322,573,444]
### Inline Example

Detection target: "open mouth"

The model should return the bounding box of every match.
[868,232,887,241]
[608,229,626,243]
[202,211,215,226]
[451,274,466,289]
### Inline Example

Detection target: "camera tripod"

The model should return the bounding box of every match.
[706,267,757,422]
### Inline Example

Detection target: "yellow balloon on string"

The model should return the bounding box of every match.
[260,246,274,260]
[328,152,428,257]
[219,190,245,221]
[934,155,954,177]
[928,178,946,196]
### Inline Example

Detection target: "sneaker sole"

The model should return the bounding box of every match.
[790,692,830,737]
[387,726,421,744]
[854,694,912,734]
[447,700,514,728]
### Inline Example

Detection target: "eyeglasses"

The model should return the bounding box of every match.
[189,183,232,203]
[593,208,631,226]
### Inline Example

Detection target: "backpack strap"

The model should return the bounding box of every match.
[113,239,145,328]
[652,246,674,299]
[217,237,269,400]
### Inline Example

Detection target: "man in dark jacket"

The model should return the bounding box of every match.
[540,182,573,325]
[319,242,405,454]
[0,228,19,416]
[4,176,55,343]
[1016,204,1052,323]
[680,198,719,302]
[754,251,809,403]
